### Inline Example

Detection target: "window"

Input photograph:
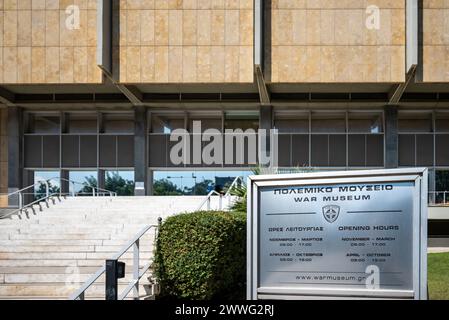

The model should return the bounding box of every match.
[398,113,432,133]
[27,113,60,134]
[274,112,309,133]
[435,113,449,132]
[69,171,97,196]
[311,112,345,133]
[67,113,97,134]
[105,171,135,196]
[224,112,259,131]
[34,171,60,201]
[102,113,134,134]
[153,170,251,196]
[189,118,222,132]
[151,114,185,134]
[348,112,383,133]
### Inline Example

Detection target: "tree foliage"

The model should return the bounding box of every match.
[105,172,135,196]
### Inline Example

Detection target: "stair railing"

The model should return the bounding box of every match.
[197,190,223,211]
[70,220,161,300]
[0,180,57,219]
[0,177,117,220]
[57,177,117,198]
[224,176,245,207]
[224,176,244,198]
[196,176,244,211]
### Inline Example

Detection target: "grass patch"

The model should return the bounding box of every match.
[428,252,449,300]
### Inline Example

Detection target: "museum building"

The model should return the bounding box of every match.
[0,0,448,215]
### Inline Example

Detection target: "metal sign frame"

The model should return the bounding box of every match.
[247,168,428,300]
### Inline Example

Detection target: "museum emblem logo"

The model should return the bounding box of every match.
[322,205,340,223]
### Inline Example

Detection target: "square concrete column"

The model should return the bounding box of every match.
[134,106,148,196]
[147,169,153,196]
[259,105,273,166]
[8,107,22,206]
[384,106,399,168]
[428,168,435,204]
[60,170,70,196]
[22,170,34,206]
[98,169,106,191]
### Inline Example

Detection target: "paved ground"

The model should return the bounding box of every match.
[428,238,449,253]
[428,247,449,253]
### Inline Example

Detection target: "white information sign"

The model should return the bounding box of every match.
[247,169,428,300]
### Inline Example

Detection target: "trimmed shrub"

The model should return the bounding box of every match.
[154,211,246,300]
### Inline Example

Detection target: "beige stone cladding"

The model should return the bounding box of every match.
[423,0,449,82]
[0,0,102,84]
[0,108,7,208]
[271,0,406,83]
[118,0,254,83]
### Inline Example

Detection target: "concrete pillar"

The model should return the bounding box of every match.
[98,169,106,191]
[259,105,273,167]
[22,170,34,206]
[147,169,153,195]
[428,168,436,203]
[8,107,22,206]
[134,106,147,196]
[384,106,399,168]
[60,170,70,196]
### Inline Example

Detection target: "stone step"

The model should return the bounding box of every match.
[0,251,153,260]
[0,283,154,298]
[29,218,161,224]
[0,240,104,246]
[9,233,115,240]
[7,232,155,241]
[5,227,139,234]
[0,266,100,274]
[0,259,144,267]
[0,245,96,253]
[3,273,153,284]
[0,196,217,299]
[0,239,155,246]
[85,251,153,260]
[0,245,153,253]
[14,223,151,229]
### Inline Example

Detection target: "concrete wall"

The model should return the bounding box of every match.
[429,206,449,220]
[117,0,254,83]
[423,0,449,82]
[270,0,406,83]
[0,0,102,84]
[0,108,7,207]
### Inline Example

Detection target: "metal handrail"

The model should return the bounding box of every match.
[56,177,117,197]
[428,191,449,206]
[196,176,244,211]
[197,190,222,211]
[5,180,50,198]
[0,193,61,220]
[224,176,244,197]
[1,177,117,219]
[70,224,158,300]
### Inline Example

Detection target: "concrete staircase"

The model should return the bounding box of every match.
[0,195,226,300]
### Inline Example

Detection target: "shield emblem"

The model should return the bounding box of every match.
[323,205,340,223]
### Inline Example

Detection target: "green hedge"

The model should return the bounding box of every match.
[154,211,246,300]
